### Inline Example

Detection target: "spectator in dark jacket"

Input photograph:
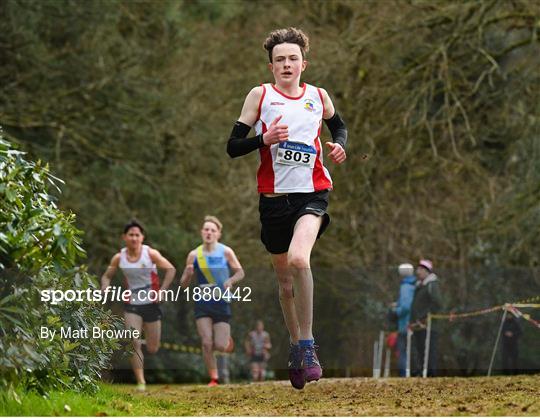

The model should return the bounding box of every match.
[391,263,416,377]
[501,315,522,375]
[410,259,442,377]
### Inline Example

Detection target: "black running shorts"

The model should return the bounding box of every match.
[124,303,162,323]
[259,189,330,254]
[194,303,231,324]
[251,354,266,363]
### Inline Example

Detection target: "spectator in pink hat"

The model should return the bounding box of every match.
[409,259,443,376]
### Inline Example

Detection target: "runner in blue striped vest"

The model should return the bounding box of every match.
[180,215,245,386]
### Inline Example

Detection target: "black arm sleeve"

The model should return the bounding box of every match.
[226,121,264,158]
[323,112,348,149]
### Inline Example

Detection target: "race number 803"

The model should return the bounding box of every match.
[276,141,316,168]
[183,286,252,302]
[283,149,311,163]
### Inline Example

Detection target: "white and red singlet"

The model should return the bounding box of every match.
[254,83,333,194]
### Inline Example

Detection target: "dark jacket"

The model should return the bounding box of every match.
[410,273,442,324]
[502,316,522,346]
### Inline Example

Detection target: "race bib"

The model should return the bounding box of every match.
[275,141,317,168]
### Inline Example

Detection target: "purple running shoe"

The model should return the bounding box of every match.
[302,345,322,382]
[288,344,305,389]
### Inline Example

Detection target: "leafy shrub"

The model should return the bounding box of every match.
[0,133,123,396]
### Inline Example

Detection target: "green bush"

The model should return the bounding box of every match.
[0,133,122,397]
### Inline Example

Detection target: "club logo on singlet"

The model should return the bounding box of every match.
[303,98,316,112]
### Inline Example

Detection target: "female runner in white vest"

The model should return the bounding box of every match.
[101,220,176,391]
[226,27,348,390]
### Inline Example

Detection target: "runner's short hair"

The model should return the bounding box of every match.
[203,215,222,232]
[123,219,145,235]
[263,27,310,63]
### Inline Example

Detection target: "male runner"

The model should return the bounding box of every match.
[101,219,176,391]
[245,320,272,382]
[226,27,348,389]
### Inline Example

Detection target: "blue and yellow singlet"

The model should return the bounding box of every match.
[193,243,231,306]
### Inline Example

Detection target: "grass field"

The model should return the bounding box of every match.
[2,375,539,416]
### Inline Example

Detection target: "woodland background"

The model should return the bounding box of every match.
[1,0,539,381]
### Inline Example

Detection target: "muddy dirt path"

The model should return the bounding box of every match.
[118,375,540,416]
